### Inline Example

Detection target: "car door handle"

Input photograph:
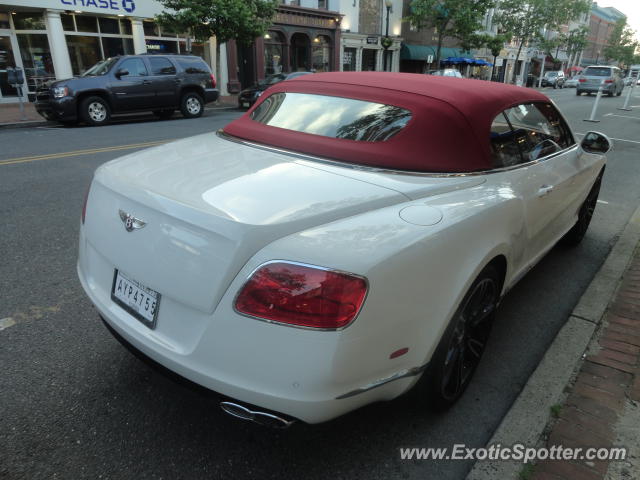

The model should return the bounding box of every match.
[537,185,554,197]
[142,80,152,85]
[174,79,181,84]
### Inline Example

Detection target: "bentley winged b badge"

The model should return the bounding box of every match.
[119,210,146,232]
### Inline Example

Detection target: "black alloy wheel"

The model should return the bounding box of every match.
[427,265,500,410]
[562,171,603,246]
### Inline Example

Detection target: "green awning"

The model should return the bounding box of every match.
[401,44,469,61]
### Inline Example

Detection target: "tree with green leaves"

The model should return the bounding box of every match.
[564,26,589,67]
[406,0,496,67]
[494,0,590,83]
[603,18,639,68]
[155,0,278,44]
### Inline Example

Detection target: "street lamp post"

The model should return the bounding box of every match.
[382,0,393,71]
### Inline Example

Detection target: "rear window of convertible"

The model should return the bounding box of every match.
[250,92,412,142]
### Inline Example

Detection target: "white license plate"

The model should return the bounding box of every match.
[111,270,160,328]
[242,102,250,107]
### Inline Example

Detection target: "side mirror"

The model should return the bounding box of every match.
[581,131,612,154]
[115,69,129,79]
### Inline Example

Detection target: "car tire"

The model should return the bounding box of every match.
[561,171,603,246]
[153,109,174,120]
[616,89,622,96]
[424,264,501,411]
[180,92,204,118]
[80,96,111,126]
[576,90,581,96]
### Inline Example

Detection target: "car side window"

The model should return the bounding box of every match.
[535,102,574,149]
[149,57,177,75]
[503,103,565,162]
[490,112,523,168]
[175,57,210,74]
[118,58,148,77]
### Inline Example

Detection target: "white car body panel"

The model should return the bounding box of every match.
[78,130,606,423]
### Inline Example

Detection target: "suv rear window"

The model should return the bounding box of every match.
[584,67,613,76]
[175,56,210,74]
[250,92,411,142]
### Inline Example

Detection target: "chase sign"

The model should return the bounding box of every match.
[60,0,136,14]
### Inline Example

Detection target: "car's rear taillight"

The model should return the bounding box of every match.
[604,79,613,83]
[235,262,368,329]
[81,182,91,225]
[579,78,586,83]
[210,73,217,88]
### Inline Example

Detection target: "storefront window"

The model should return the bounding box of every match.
[12,13,45,31]
[102,37,133,57]
[264,30,285,76]
[67,35,101,75]
[120,19,132,35]
[311,35,331,72]
[143,21,159,37]
[291,33,309,72]
[362,48,377,71]
[61,13,75,31]
[16,34,55,92]
[0,12,11,29]
[98,17,120,34]
[1,35,19,97]
[342,47,356,71]
[74,15,98,33]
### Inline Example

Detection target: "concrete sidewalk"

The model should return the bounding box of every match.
[468,205,640,480]
[531,251,640,480]
[0,94,239,128]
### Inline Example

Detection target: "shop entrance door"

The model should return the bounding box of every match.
[0,30,26,102]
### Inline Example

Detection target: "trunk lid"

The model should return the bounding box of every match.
[87,132,482,314]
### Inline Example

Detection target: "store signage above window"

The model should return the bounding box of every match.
[366,37,378,45]
[8,0,163,19]
[60,0,135,13]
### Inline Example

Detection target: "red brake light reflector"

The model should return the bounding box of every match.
[604,79,613,83]
[235,262,368,329]
[579,78,586,82]
[210,73,217,88]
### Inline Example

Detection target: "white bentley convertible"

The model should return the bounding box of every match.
[78,72,611,426]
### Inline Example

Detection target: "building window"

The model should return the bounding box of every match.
[74,15,98,33]
[311,35,331,72]
[362,48,376,71]
[264,30,285,75]
[66,35,101,75]
[0,12,10,29]
[12,12,45,30]
[102,37,134,57]
[318,0,327,9]
[16,34,55,92]
[342,47,357,71]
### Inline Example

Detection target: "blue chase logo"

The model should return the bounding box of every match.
[122,0,135,13]
[60,0,136,14]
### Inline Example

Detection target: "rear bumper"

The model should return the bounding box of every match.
[577,84,616,94]
[77,231,420,423]
[204,88,219,104]
[34,97,77,122]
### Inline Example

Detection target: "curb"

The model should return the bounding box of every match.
[0,120,48,130]
[466,203,640,480]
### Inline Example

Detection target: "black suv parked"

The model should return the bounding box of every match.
[35,54,219,126]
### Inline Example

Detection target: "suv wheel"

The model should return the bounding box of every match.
[180,92,204,118]
[80,96,110,126]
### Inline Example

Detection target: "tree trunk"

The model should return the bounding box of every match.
[511,39,525,84]
[491,55,497,81]
[434,19,450,70]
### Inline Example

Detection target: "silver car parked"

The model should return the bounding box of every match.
[576,65,624,97]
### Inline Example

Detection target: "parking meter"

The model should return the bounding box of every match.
[7,67,27,120]
[7,67,25,87]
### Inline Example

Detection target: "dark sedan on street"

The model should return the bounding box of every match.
[238,71,313,109]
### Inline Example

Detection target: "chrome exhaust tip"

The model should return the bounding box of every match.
[220,401,296,429]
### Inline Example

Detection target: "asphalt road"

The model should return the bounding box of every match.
[2,88,640,480]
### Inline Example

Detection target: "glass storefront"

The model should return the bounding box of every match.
[362,49,377,71]
[16,33,55,92]
[264,30,285,75]
[311,35,331,72]
[342,47,356,71]
[0,34,19,97]
[67,35,101,75]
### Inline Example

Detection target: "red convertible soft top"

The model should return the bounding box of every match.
[223,72,550,173]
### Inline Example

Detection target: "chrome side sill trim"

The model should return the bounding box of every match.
[335,363,429,399]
